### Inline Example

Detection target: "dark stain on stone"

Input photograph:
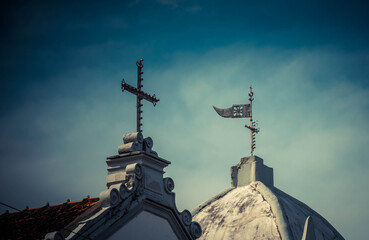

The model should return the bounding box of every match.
[238,198,254,213]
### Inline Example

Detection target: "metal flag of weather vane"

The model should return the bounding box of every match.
[121,59,159,133]
[213,86,260,155]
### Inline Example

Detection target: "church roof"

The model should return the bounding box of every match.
[0,197,99,240]
[191,156,344,240]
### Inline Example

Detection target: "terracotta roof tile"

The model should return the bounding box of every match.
[0,197,99,240]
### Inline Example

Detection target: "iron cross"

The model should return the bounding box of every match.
[121,59,159,133]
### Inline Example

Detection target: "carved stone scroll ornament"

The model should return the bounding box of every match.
[100,188,120,207]
[190,222,202,239]
[123,132,143,144]
[143,137,153,149]
[118,181,133,199]
[118,132,157,156]
[100,163,144,208]
[126,163,143,180]
[118,132,144,153]
[118,142,142,154]
[181,210,192,226]
[164,177,175,193]
[123,163,144,195]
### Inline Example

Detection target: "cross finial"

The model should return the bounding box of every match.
[121,59,159,133]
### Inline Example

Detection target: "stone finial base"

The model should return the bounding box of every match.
[231,155,273,187]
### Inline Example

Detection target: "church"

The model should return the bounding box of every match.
[0,60,344,240]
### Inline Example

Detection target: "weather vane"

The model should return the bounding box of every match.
[213,86,259,155]
[121,59,159,133]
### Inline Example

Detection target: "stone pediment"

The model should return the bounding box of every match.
[45,132,201,240]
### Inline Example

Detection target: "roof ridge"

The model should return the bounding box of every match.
[0,197,100,216]
[251,181,294,240]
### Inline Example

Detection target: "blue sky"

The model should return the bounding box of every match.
[0,1,368,239]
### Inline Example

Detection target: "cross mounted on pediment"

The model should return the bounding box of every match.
[121,59,159,133]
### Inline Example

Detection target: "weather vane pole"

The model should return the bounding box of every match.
[121,59,159,133]
[244,86,259,155]
[213,86,259,155]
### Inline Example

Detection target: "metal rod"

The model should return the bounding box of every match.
[136,59,143,133]
[248,86,255,156]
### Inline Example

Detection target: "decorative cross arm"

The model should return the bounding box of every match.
[121,80,159,106]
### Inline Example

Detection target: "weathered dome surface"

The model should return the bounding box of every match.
[192,184,281,240]
[192,156,344,240]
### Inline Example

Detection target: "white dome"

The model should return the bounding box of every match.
[192,156,344,240]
